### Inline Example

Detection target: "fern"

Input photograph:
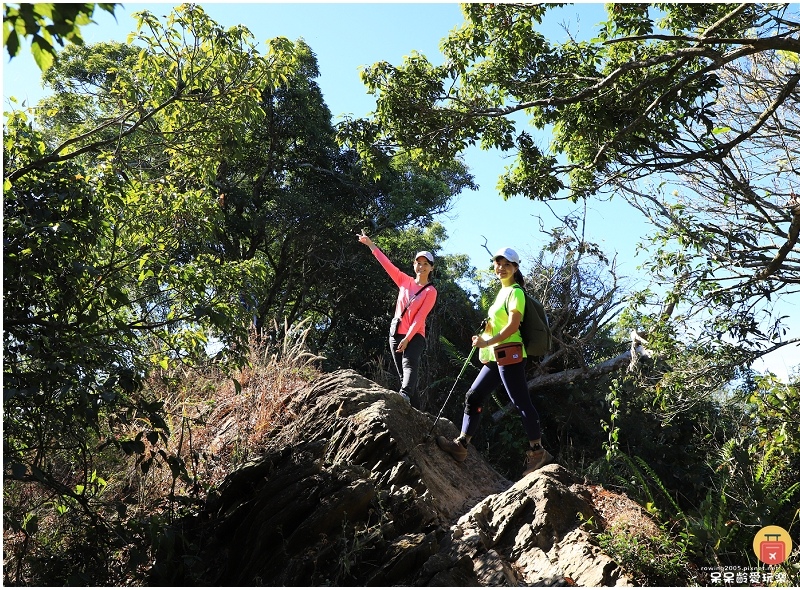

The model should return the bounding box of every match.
[633,455,686,520]
[717,436,800,526]
[615,453,660,516]
[776,480,800,510]
[438,336,468,367]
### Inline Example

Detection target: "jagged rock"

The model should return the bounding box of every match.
[447,464,629,586]
[156,369,633,586]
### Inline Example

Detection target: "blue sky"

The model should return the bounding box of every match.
[3,2,795,378]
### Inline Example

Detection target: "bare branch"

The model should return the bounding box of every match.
[755,205,800,281]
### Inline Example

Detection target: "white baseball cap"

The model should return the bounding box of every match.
[493,247,520,265]
[415,251,434,264]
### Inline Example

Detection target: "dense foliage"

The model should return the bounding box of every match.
[3,2,118,70]
[3,5,478,583]
[4,3,799,586]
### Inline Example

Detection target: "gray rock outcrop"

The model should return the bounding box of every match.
[158,369,632,586]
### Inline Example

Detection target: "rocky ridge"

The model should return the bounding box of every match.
[155,369,634,586]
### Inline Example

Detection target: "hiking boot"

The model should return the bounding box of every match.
[398,392,410,403]
[436,436,468,462]
[522,447,553,476]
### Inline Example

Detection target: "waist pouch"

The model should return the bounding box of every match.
[494,342,524,366]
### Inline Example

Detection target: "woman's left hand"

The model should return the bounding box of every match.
[396,338,408,352]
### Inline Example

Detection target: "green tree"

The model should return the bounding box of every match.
[34,16,477,374]
[4,7,480,580]
[3,3,118,70]
[3,5,303,583]
[205,40,476,364]
[342,2,800,401]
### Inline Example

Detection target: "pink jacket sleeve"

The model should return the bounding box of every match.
[372,248,406,288]
[372,248,437,339]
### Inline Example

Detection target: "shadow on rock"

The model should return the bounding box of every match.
[150,369,632,586]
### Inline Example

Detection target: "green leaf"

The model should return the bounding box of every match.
[22,513,39,534]
[30,35,54,71]
[120,439,146,455]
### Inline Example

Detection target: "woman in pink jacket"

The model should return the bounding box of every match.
[358,230,437,408]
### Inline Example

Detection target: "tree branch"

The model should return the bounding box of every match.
[755,202,800,281]
[8,93,182,183]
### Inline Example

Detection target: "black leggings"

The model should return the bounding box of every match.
[389,332,426,408]
[461,361,541,441]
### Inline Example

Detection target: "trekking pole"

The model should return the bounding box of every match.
[425,319,487,440]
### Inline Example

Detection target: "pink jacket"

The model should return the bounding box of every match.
[373,248,437,339]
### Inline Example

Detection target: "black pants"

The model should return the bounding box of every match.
[461,361,541,441]
[389,332,426,408]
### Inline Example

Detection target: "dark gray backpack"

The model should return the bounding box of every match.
[504,285,552,357]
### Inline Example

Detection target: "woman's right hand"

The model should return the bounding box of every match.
[472,319,491,348]
[357,229,375,249]
[472,335,488,349]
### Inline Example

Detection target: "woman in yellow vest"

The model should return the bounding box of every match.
[437,247,553,477]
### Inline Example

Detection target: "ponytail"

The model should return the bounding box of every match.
[513,267,525,287]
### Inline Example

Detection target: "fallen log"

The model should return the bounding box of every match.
[492,331,653,422]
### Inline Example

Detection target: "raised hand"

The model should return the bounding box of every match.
[357,229,375,249]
